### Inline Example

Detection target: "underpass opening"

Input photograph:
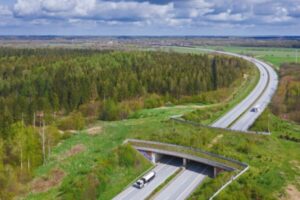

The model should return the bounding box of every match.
[138,150,183,166]
[186,160,215,178]
[155,155,183,167]
[129,139,247,178]
[138,150,219,178]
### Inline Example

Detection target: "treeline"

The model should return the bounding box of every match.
[0,48,251,130]
[271,63,300,123]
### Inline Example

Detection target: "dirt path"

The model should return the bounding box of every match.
[282,185,300,200]
[208,134,223,148]
[31,168,65,193]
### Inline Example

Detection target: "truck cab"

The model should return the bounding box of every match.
[135,171,156,189]
[135,179,145,189]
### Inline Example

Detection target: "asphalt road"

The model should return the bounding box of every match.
[113,49,278,200]
[113,157,181,200]
[231,59,278,131]
[212,52,278,131]
[153,163,208,200]
[151,50,278,200]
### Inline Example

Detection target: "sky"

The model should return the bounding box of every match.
[0,0,300,36]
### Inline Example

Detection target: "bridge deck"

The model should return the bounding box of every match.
[126,139,247,171]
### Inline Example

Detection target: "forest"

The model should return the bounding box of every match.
[271,63,300,123]
[0,48,251,198]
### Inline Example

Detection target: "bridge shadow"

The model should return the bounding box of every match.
[157,155,183,167]
[185,161,214,177]
[157,156,214,178]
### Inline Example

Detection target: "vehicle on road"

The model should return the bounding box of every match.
[135,171,156,189]
[250,105,260,113]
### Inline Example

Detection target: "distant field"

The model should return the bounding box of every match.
[206,46,300,69]
[157,46,300,69]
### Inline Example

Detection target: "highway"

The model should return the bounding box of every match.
[114,49,278,200]
[148,51,278,200]
[153,163,208,200]
[212,52,278,131]
[230,59,278,131]
[113,157,181,200]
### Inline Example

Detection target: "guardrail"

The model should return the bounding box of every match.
[209,165,250,200]
[170,116,271,136]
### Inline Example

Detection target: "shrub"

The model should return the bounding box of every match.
[58,112,86,131]
[116,145,136,167]
[100,100,120,121]
[144,94,164,109]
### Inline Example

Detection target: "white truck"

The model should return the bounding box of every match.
[135,171,156,189]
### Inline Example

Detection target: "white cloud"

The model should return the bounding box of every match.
[175,0,213,18]
[93,1,174,20]
[41,0,77,12]
[0,5,12,16]
[14,0,42,16]
[258,6,292,24]
[14,0,96,17]
[13,0,174,22]
[207,9,246,21]
[1,0,299,34]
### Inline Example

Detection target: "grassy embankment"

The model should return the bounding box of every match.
[206,46,300,69]
[157,47,300,199]
[26,102,300,200]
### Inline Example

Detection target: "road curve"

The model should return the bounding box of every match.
[113,48,278,200]
[152,50,278,200]
[211,51,278,131]
[230,59,278,131]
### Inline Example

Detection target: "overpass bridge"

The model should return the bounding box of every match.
[125,139,247,178]
[114,139,248,200]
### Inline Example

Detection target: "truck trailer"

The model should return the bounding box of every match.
[135,171,156,189]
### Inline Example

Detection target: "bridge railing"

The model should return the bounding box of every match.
[170,116,271,135]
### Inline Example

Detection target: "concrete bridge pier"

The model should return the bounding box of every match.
[151,152,162,164]
[183,158,187,168]
[213,167,223,178]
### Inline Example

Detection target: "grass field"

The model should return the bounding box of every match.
[25,99,300,200]
[205,46,300,69]
[158,45,300,69]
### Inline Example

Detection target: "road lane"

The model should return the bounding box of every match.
[113,157,181,200]
[231,60,278,131]
[212,56,268,128]
[211,52,278,131]
[153,164,208,200]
